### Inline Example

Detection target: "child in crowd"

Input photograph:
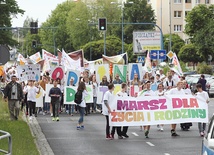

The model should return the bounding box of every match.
[196,83,210,137]
[49,79,61,121]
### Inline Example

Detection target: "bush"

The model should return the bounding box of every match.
[197,62,213,74]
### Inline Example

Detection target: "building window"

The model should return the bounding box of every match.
[174,25,182,32]
[196,0,200,4]
[185,11,190,17]
[205,0,209,4]
[174,11,182,17]
[185,0,191,3]
[174,0,181,3]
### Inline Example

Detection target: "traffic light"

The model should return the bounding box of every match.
[32,41,37,48]
[30,22,38,34]
[98,18,107,31]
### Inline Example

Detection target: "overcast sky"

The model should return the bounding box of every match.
[12,0,67,27]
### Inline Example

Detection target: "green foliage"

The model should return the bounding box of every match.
[163,34,185,54]
[0,98,39,155]
[178,44,203,64]
[185,4,214,61]
[123,0,156,44]
[126,43,137,63]
[197,62,213,75]
[179,61,189,72]
[0,0,24,46]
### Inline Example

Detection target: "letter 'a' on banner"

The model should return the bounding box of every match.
[128,63,143,82]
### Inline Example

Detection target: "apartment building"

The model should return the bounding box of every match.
[148,0,214,42]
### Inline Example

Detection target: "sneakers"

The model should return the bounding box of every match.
[77,126,81,130]
[29,116,32,120]
[56,117,59,121]
[51,113,53,117]
[106,134,113,140]
[122,134,129,138]
[200,132,204,137]
[160,127,164,132]
[171,130,180,137]
[118,136,123,139]
[81,125,84,129]
[157,125,160,131]
[145,130,149,138]
[52,117,55,121]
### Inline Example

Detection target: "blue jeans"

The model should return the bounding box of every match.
[78,106,85,124]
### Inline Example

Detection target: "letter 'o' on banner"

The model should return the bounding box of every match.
[51,67,64,80]
[67,71,78,86]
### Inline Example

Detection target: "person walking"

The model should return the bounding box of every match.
[24,80,41,120]
[4,75,24,120]
[49,79,62,121]
[76,82,88,130]
[103,83,115,140]
[196,83,210,137]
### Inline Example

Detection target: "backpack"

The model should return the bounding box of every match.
[74,90,83,104]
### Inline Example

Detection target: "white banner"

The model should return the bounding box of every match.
[45,84,53,103]
[17,64,40,81]
[36,88,44,107]
[109,95,208,126]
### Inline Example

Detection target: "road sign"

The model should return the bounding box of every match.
[150,50,166,60]
[137,56,145,63]
[0,45,10,65]
[167,51,174,59]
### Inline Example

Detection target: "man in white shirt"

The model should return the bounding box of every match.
[196,83,210,137]
[167,81,185,136]
[171,70,180,86]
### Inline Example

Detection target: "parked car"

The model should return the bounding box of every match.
[186,74,212,94]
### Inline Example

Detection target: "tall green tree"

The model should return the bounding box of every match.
[163,34,185,55]
[39,1,76,54]
[0,0,24,45]
[185,4,214,61]
[123,0,156,44]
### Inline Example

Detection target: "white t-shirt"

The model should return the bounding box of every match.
[196,91,210,103]
[184,88,192,95]
[117,91,128,97]
[102,90,114,116]
[24,86,39,102]
[139,89,156,96]
[79,90,88,108]
[92,82,98,97]
[167,88,185,95]
[155,90,165,96]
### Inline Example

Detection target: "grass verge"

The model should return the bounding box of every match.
[0,97,39,155]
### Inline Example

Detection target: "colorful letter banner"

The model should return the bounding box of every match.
[45,84,54,103]
[65,69,80,86]
[129,85,142,97]
[109,95,208,126]
[95,64,109,84]
[64,86,77,105]
[85,85,93,103]
[113,64,127,83]
[97,86,108,104]
[113,84,121,95]
[36,88,44,107]
[128,63,143,82]
[17,64,41,81]
[50,66,65,83]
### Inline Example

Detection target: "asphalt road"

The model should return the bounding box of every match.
[37,98,214,155]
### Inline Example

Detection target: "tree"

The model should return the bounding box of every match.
[123,0,156,44]
[178,44,203,70]
[185,4,214,61]
[0,0,24,45]
[163,34,185,55]
[39,1,76,54]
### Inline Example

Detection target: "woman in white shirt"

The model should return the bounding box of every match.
[24,80,40,120]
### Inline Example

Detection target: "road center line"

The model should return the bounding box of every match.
[146,142,155,146]
[132,132,139,136]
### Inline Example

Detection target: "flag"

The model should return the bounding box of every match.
[171,53,183,76]
[17,53,27,65]
[144,51,152,72]
[61,49,81,70]
[42,49,57,61]
[102,53,128,65]
[29,52,42,64]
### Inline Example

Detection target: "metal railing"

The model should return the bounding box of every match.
[0,130,12,155]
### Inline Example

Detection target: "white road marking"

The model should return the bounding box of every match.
[146,142,155,146]
[164,153,170,155]
[132,132,139,136]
